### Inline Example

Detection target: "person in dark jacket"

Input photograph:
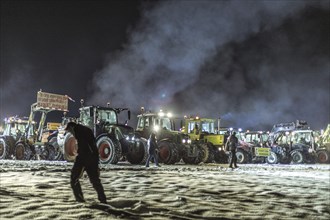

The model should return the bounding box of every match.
[145,132,161,167]
[65,122,107,204]
[226,131,239,169]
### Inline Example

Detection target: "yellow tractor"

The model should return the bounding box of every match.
[181,116,228,163]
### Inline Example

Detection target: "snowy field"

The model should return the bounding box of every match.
[0,160,329,220]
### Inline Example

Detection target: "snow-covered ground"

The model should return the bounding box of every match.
[0,160,329,219]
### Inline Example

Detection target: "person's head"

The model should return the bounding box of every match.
[232,131,236,136]
[65,122,77,136]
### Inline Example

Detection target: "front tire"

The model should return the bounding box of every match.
[126,140,147,164]
[236,149,249,164]
[15,142,32,160]
[49,137,63,161]
[200,143,214,163]
[266,151,279,164]
[317,150,329,164]
[40,144,56,161]
[291,150,304,164]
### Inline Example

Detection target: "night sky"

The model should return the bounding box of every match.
[1,0,329,131]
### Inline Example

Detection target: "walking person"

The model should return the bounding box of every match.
[145,132,161,167]
[65,122,107,204]
[226,131,239,169]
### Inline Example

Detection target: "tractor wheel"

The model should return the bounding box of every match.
[126,140,147,164]
[280,155,291,164]
[63,133,78,162]
[39,144,56,161]
[97,136,122,164]
[0,138,11,159]
[181,143,200,164]
[49,137,64,161]
[317,150,329,164]
[266,151,279,164]
[291,150,304,164]
[158,141,178,164]
[214,150,228,163]
[14,142,32,160]
[236,149,249,164]
[200,143,214,163]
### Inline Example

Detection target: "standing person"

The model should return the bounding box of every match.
[145,132,161,167]
[226,131,239,169]
[65,122,107,204]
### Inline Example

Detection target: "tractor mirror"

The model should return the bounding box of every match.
[128,110,131,120]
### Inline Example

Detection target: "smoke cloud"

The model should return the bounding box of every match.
[90,0,329,130]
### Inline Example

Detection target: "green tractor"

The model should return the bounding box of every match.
[181,117,228,163]
[134,109,202,165]
[0,116,32,159]
[61,100,146,165]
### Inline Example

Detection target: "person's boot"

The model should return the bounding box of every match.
[71,181,85,202]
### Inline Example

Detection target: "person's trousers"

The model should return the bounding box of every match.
[71,158,107,203]
[145,151,159,167]
[229,149,237,167]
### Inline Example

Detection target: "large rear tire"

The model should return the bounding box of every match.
[63,133,77,162]
[0,138,11,159]
[14,142,32,160]
[158,140,178,164]
[317,150,329,164]
[266,151,279,164]
[126,140,147,164]
[97,136,122,164]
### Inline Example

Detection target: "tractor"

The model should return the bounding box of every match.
[0,116,33,159]
[14,91,71,160]
[316,124,330,163]
[134,109,201,165]
[181,117,228,163]
[235,131,271,164]
[266,120,317,164]
[61,100,146,165]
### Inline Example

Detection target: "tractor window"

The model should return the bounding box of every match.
[188,122,196,133]
[4,123,11,136]
[145,117,151,127]
[98,110,117,124]
[137,117,144,129]
[160,118,172,130]
[261,134,269,142]
[80,109,93,127]
[201,121,214,133]
[17,123,27,133]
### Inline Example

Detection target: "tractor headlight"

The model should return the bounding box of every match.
[154,125,160,132]
[187,139,191,144]
[182,139,186,144]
